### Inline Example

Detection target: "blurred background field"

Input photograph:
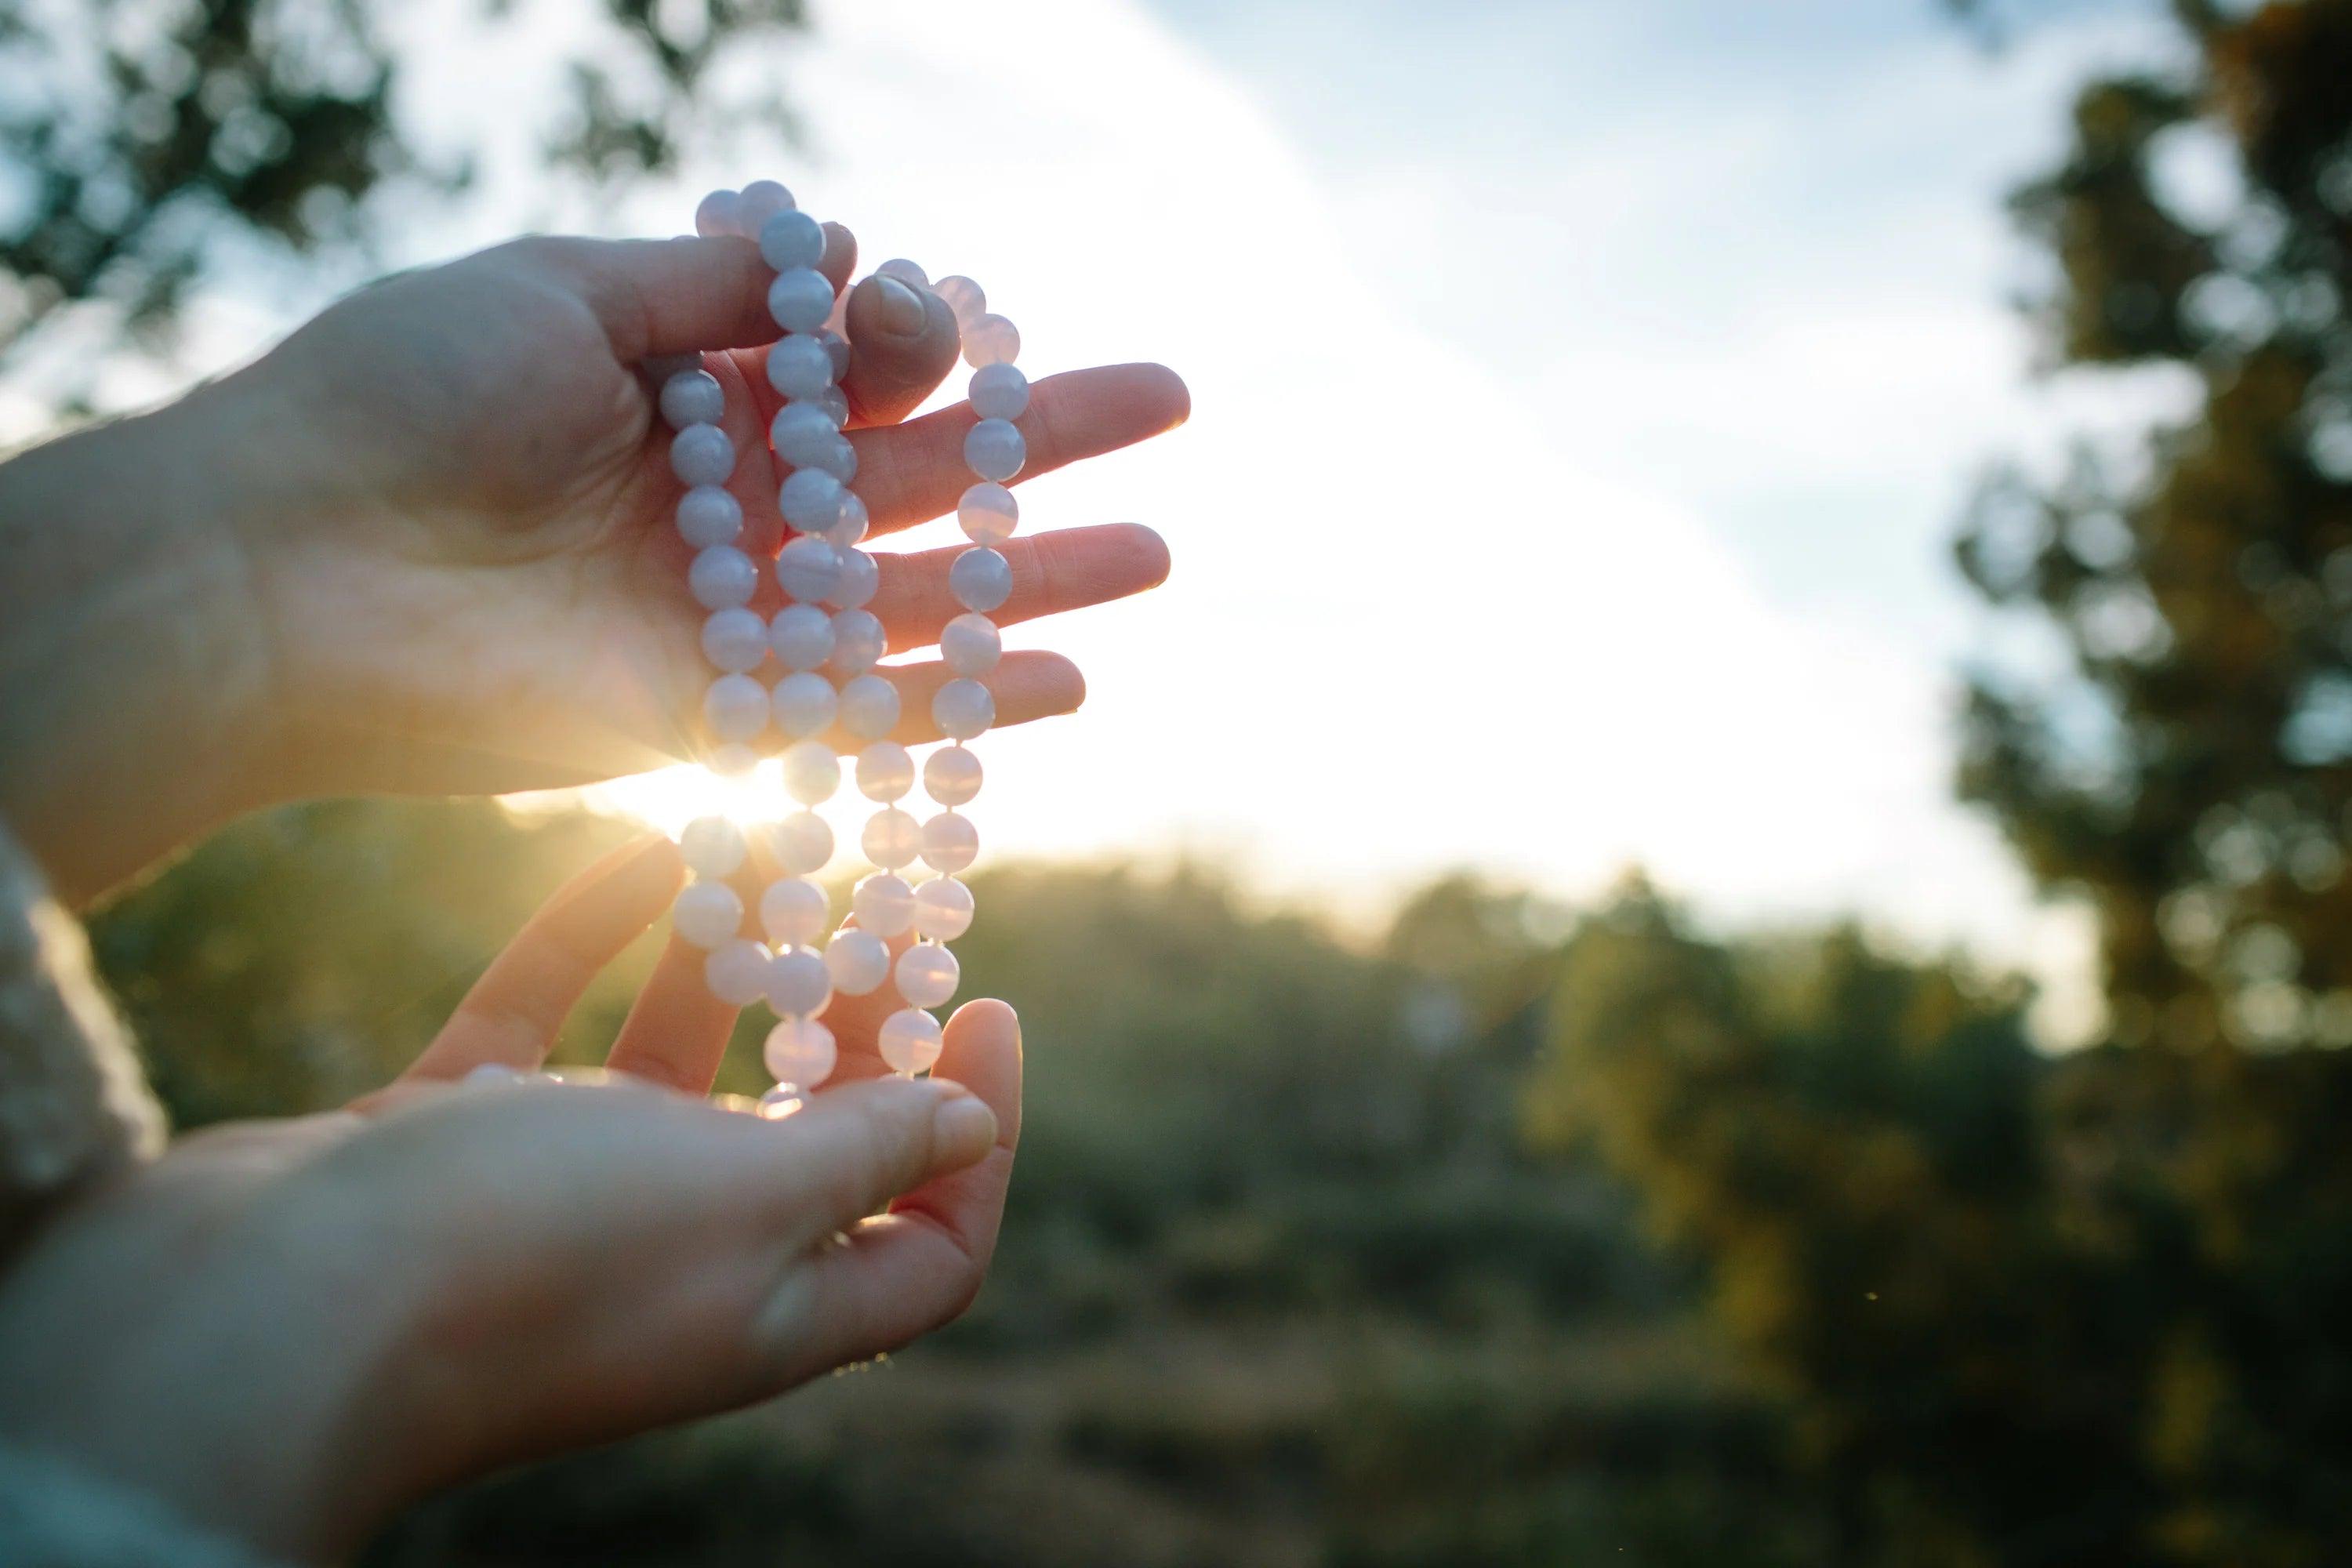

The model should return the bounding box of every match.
[16,0,2352,1562]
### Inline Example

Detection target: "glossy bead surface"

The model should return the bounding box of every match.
[694,188,741,237]
[823,928,891,996]
[703,673,769,740]
[760,876,829,947]
[817,385,850,426]
[779,739,841,804]
[672,880,744,948]
[829,609,886,676]
[968,363,1029,421]
[941,612,1001,676]
[961,313,1021,368]
[934,274,985,324]
[852,873,917,937]
[769,604,834,671]
[862,808,921,869]
[957,481,1018,544]
[895,944,960,1009]
[924,745,983,806]
[963,419,1026,481]
[770,670,838,738]
[775,535,840,602]
[767,337,835,405]
[706,938,772,1007]
[670,423,735,486]
[661,369,726,429]
[826,492,870,550]
[877,1007,944,1075]
[766,946,832,1017]
[738,179,795,231]
[763,1016,836,1087]
[768,810,834,875]
[681,815,749,878]
[828,546,879,608]
[758,208,825,270]
[779,469,845,535]
[838,673,901,739]
[689,546,760,610]
[677,485,743,549]
[932,678,995,740]
[818,329,851,379]
[768,267,834,333]
[920,811,979,873]
[949,546,1013,612]
[771,404,841,473]
[914,876,976,941]
[876,257,929,288]
[702,607,769,673]
[857,741,915,801]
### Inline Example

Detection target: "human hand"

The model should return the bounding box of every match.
[0,837,1022,1561]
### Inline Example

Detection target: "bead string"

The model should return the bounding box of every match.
[656,180,1025,1109]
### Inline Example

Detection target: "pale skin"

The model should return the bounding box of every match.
[0,228,1185,1557]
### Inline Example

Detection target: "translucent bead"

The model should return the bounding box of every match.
[826,491,870,550]
[779,739,841,804]
[876,257,929,288]
[702,607,770,673]
[828,547,880,609]
[829,608,886,675]
[807,434,857,484]
[677,485,743,549]
[763,1015,836,1087]
[710,742,760,778]
[920,811,979,874]
[949,546,1013,612]
[757,208,825,271]
[770,670,838,739]
[895,944,960,1009]
[775,535,840,601]
[769,603,835,671]
[857,741,915,801]
[767,810,834,875]
[680,814,748,878]
[878,1007,944,1075]
[862,808,921,869]
[703,673,769,741]
[706,938,772,1007]
[852,873,917,937]
[824,928,891,996]
[778,469,845,535]
[738,179,796,232]
[961,313,1021,368]
[838,673,901,739]
[817,385,850,426]
[768,267,834,334]
[963,419,1026,481]
[671,880,744,948]
[756,1083,804,1120]
[660,369,726,429]
[914,876,975,941]
[767,337,836,405]
[689,545,759,610]
[968,363,1029,422]
[933,274,985,325]
[932,678,995,740]
[766,946,832,1017]
[957,481,1018,545]
[760,876,829,947]
[925,745,983,806]
[694,188,742,238]
[771,404,840,472]
[670,423,735,486]
[817,329,851,379]
[941,612,1001,676]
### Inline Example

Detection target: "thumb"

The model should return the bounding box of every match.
[767,1075,1000,1247]
[544,227,856,360]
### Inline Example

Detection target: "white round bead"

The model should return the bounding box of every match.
[856,741,915,802]
[968,363,1029,422]
[760,877,829,947]
[817,385,850,426]
[877,1007,944,1076]
[769,603,835,671]
[767,810,835,876]
[689,546,760,611]
[738,179,795,231]
[763,1015,836,1087]
[779,739,841,804]
[768,267,834,334]
[694,189,741,237]
[660,369,726,429]
[757,208,825,271]
[876,257,929,288]
[956,481,1018,545]
[852,873,917,937]
[932,679,995,741]
[677,485,743,549]
[949,547,1013,612]
[701,607,769,673]
[961,313,1021,368]
[706,938,772,1007]
[920,811,979,874]
[775,535,840,602]
[914,876,975,941]
[828,547,879,609]
[934,274,985,325]
[826,492,870,550]
[895,944,960,1009]
[671,879,744,948]
[670,423,735,486]
[771,404,841,472]
[807,435,855,484]
[710,742,759,778]
[862,808,921,869]
[941,612,1001,676]
[817,329,851,378]
[680,815,748,878]
[702,673,769,741]
[755,1083,804,1120]
[829,609,886,676]
[778,470,845,535]
[766,946,832,1018]
[824,927,891,996]
[963,419,1026,482]
[925,745,983,806]
[770,670,838,739]
[767,338,836,405]
[838,673,901,739]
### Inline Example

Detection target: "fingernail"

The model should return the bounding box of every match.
[873,275,927,336]
[931,1094,998,1170]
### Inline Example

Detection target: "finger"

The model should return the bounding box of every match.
[849,363,1190,536]
[870,523,1171,654]
[765,1074,999,1250]
[811,648,1084,752]
[837,275,962,428]
[399,836,683,1084]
